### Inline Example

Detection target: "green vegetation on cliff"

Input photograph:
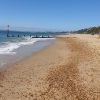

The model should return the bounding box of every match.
[75,26,100,34]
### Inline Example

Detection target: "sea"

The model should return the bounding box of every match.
[0,30,57,68]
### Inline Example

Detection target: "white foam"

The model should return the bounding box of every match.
[0,43,19,55]
[0,37,54,55]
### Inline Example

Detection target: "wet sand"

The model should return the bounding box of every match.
[0,34,100,100]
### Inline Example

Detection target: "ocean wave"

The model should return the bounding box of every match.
[0,37,54,55]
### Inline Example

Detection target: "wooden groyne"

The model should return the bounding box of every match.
[31,35,53,38]
[7,34,54,38]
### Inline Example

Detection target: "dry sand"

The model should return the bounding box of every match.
[0,34,100,100]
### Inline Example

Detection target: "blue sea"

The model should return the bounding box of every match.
[0,31,55,68]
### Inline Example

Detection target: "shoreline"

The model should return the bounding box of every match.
[0,34,100,100]
[0,37,66,72]
[0,38,54,70]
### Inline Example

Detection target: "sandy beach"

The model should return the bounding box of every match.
[0,34,100,100]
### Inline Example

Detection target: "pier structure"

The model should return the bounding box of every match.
[7,25,10,37]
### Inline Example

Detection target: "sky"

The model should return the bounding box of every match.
[0,0,100,31]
